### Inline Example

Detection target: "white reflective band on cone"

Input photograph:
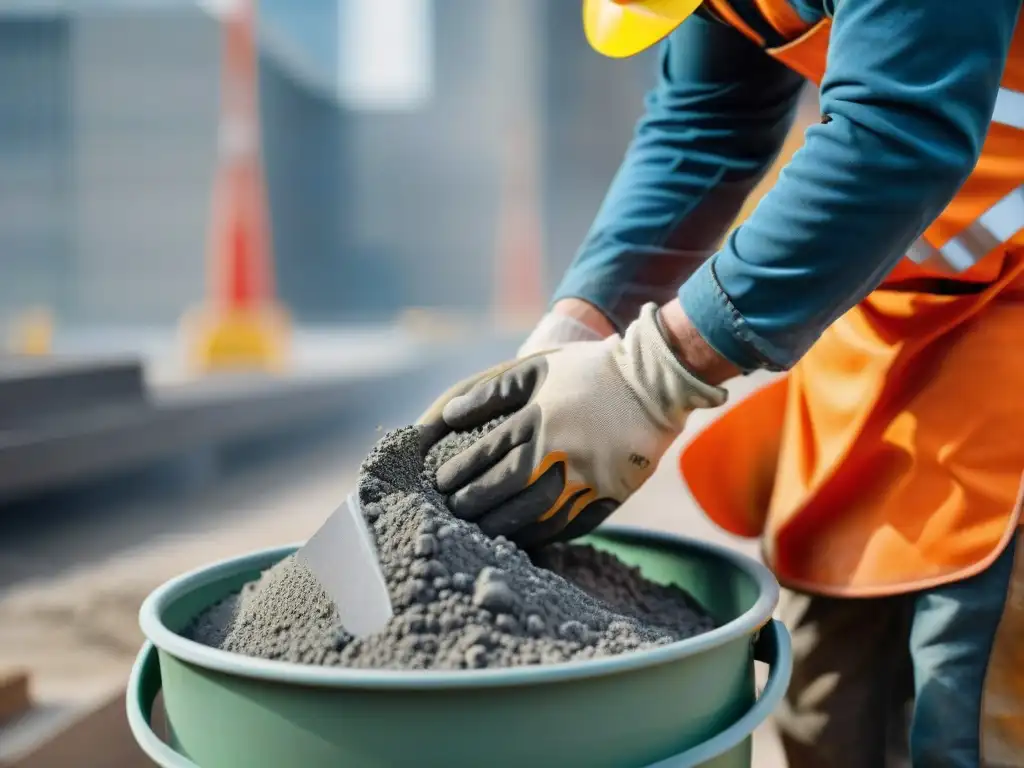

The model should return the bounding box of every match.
[907,184,1024,273]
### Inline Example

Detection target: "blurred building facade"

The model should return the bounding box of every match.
[0,1,663,327]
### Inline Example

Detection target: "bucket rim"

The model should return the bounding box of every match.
[138,524,779,690]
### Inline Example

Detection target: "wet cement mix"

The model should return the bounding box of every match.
[188,422,716,669]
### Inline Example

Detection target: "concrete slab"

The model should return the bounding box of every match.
[0,328,522,504]
[0,356,145,430]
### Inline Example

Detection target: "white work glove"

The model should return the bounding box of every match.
[424,302,727,547]
[416,312,605,426]
[517,312,604,357]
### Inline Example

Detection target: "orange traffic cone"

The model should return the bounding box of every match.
[182,0,289,373]
[493,126,546,332]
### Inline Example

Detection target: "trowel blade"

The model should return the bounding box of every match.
[296,492,393,638]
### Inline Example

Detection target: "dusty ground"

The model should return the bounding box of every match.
[0,370,785,765]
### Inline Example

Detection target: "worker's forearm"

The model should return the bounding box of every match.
[676,0,1018,372]
[551,14,804,333]
[658,299,740,386]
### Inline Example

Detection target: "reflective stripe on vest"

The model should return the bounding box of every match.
[993,87,1024,130]
[905,88,1024,273]
[907,184,1024,274]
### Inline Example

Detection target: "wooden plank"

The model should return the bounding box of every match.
[0,669,30,724]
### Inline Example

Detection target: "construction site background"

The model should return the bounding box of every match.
[0,2,816,765]
[0,0,817,329]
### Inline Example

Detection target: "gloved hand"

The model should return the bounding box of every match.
[416,310,605,427]
[416,360,518,427]
[426,302,727,546]
[516,311,605,357]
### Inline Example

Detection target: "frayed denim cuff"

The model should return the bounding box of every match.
[678,258,795,373]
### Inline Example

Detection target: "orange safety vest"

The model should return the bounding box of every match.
[679,2,1024,596]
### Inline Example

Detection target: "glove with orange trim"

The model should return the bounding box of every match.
[415,312,603,436]
[428,303,727,547]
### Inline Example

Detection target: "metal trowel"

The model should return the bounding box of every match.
[296,492,394,638]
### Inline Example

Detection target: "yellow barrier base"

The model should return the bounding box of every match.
[7,308,53,356]
[181,304,291,374]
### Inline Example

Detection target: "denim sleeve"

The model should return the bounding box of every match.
[551,12,805,334]
[680,0,1020,371]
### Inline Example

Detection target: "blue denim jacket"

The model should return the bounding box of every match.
[552,0,1019,370]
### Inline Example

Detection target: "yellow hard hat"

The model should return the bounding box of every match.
[583,0,703,58]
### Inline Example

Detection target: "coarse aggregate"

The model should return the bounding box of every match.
[187,421,715,669]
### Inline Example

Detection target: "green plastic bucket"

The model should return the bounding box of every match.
[127,525,790,768]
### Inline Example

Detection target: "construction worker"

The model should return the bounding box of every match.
[420,1,1024,766]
